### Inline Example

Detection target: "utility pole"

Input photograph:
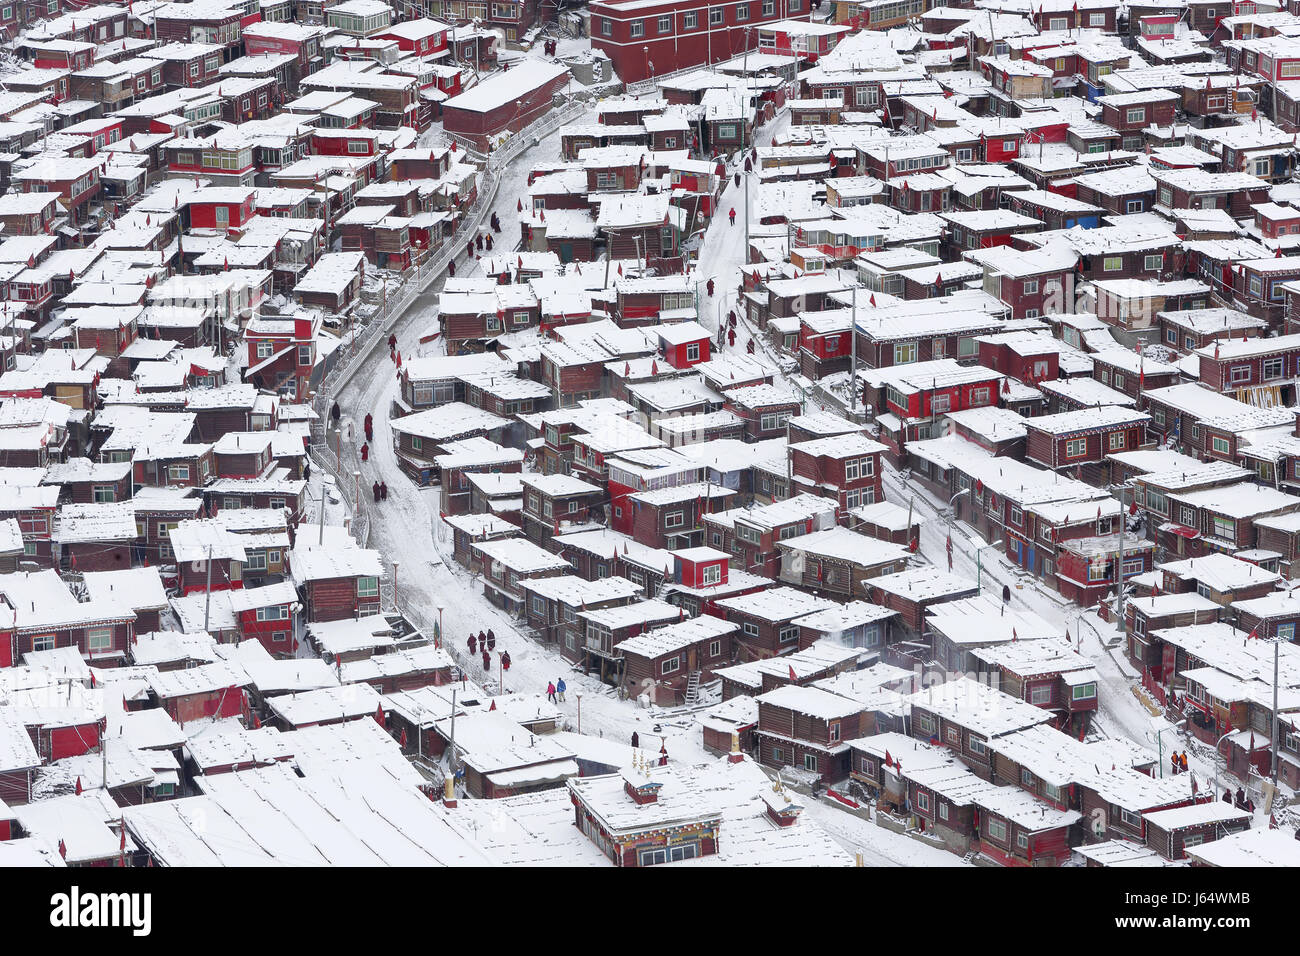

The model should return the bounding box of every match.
[743,28,752,267]
[1272,631,1281,792]
[318,484,327,546]
[1115,489,1126,627]
[202,544,213,634]
[849,282,858,418]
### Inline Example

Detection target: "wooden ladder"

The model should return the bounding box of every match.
[684,671,702,705]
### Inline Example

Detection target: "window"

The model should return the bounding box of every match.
[601,17,611,35]
[986,817,1007,841]
[92,485,116,503]
[1030,684,1052,705]
[894,342,917,364]
[736,2,749,19]
[1089,12,1105,25]
[664,510,684,529]
[916,789,931,812]
[357,576,379,597]
[1229,364,1252,384]
[803,753,818,772]
[86,627,113,656]
[1126,108,1146,124]
[684,11,697,27]
[968,735,987,757]
[630,18,643,36]
[1103,256,1123,272]
[763,0,774,12]
[1072,682,1097,701]
[779,624,799,644]
[702,564,721,585]
[938,802,949,821]
[710,6,724,24]
[1108,432,1126,451]
[916,713,935,735]
[31,634,56,652]
[743,621,760,638]
[1065,438,1087,458]
[658,14,671,31]
[708,640,721,658]
[1144,254,1163,271]
[760,411,790,431]
[1126,200,1144,213]
[662,655,680,675]
[1212,516,1235,540]
[1211,436,1231,455]
[1010,506,1023,526]
[717,123,737,140]
[168,464,191,482]
[1264,356,1284,380]
[1023,279,1039,295]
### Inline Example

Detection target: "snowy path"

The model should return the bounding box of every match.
[328,110,719,771]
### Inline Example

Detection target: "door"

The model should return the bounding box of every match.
[559,243,573,263]
[688,647,698,672]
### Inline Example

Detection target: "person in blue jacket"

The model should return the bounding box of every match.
[556,677,567,702]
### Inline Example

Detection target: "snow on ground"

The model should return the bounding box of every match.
[322,89,1241,859]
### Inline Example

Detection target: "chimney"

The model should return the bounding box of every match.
[442,774,457,808]
[728,729,744,764]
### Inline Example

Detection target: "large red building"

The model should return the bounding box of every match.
[589,0,809,84]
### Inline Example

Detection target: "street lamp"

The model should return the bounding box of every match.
[643,45,650,80]
[391,561,399,609]
[968,532,1003,591]
[576,692,583,734]
[353,470,361,515]
[435,600,445,648]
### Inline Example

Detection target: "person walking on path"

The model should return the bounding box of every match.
[360,442,369,462]
[1170,752,1179,776]
[380,481,388,501]
[372,481,381,503]
[482,648,491,671]
[1179,752,1188,774]
[707,278,715,297]
[468,634,477,654]
[546,681,557,703]
[330,402,340,425]
[631,731,639,748]
[729,207,736,225]
[556,678,566,702]
[486,630,495,650]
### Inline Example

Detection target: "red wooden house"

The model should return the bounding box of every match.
[787,433,886,513]
[288,544,384,622]
[1024,407,1152,484]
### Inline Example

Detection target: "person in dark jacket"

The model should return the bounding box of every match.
[1223,789,1233,803]
[482,649,491,670]
[380,481,388,501]
[706,278,715,297]
[303,460,311,482]
[631,731,639,748]
[448,260,456,277]
[468,634,477,654]
[360,443,369,462]
[486,630,495,650]
[372,481,381,502]
[331,402,341,424]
